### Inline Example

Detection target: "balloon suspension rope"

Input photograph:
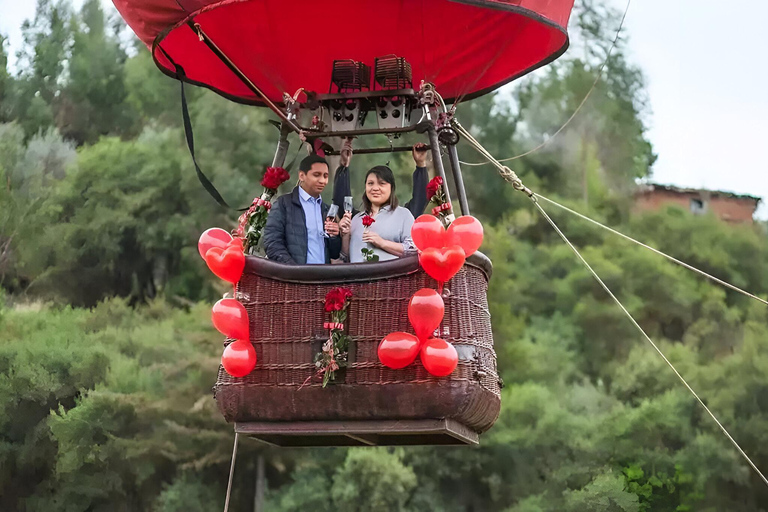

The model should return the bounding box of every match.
[454,121,768,489]
[459,0,633,166]
[223,432,239,512]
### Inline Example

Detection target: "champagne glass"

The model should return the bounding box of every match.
[323,204,339,238]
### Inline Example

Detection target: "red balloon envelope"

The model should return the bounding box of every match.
[198,228,232,260]
[205,245,245,283]
[411,215,447,252]
[419,245,466,283]
[420,338,458,377]
[378,332,420,370]
[212,298,249,340]
[408,288,444,341]
[113,1,574,106]
[221,340,257,377]
[447,216,484,256]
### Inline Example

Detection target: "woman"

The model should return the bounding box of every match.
[339,165,416,263]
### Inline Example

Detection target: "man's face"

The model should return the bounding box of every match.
[299,162,329,198]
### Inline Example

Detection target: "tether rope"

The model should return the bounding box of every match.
[223,432,239,512]
[454,121,768,488]
[460,0,632,166]
[533,194,768,307]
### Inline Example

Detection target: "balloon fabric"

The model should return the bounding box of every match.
[113,0,574,106]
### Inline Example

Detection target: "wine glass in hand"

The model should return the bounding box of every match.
[323,204,339,238]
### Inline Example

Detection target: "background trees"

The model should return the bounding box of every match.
[2,0,768,510]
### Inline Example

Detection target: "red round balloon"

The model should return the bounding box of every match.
[419,245,466,283]
[221,340,257,377]
[205,245,245,284]
[378,332,420,369]
[212,298,249,340]
[408,288,445,341]
[447,216,484,256]
[411,215,447,252]
[198,228,232,260]
[420,338,458,377]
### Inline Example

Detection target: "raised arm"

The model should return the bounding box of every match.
[332,138,354,209]
[404,143,429,218]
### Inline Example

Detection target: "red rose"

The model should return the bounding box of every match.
[426,176,443,200]
[324,287,353,312]
[261,167,291,190]
[362,215,375,228]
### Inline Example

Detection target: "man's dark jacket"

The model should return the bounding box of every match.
[263,186,341,264]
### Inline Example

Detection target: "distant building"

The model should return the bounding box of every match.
[634,183,761,224]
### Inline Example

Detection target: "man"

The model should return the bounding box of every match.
[332,140,429,218]
[263,154,341,264]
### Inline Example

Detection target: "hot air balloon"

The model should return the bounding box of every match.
[114,0,575,447]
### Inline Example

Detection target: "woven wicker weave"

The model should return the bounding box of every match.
[214,253,501,434]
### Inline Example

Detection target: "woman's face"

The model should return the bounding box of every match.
[365,173,392,208]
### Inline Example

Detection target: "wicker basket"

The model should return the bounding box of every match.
[214,253,501,436]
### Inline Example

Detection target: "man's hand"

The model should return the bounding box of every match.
[362,230,384,248]
[412,143,428,167]
[338,212,352,235]
[340,138,354,167]
[325,219,340,237]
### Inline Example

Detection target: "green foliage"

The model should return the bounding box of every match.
[2,0,768,511]
[0,298,246,511]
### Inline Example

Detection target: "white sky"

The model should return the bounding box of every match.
[1,0,766,218]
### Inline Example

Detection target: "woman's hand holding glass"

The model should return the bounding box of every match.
[339,212,352,236]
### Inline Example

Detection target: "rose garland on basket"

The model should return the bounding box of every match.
[360,214,379,262]
[236,167,291,254]
[426,176,453,226]
[314,287,353,387]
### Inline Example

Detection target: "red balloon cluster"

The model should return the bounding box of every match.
[378,287,458,377]
[199,228,255,377]
[380,216,483,377]
[410,215,484,283]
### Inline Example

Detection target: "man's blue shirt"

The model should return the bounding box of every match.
[298,186,325,264]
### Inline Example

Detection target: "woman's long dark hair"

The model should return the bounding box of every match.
[361,165,399,213]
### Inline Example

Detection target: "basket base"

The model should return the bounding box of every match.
[235,418,479,447]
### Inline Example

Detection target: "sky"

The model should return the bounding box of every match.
[1,0,767,218]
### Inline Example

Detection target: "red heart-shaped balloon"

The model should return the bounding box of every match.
[228,237,244,250]
[198,228,232,260]
[447,216,484,256]
[420,338,458,377]
[411,215,446,251]
[408,288,445,341]
[212,298,249,340]
[221,340,257,377]
[419,245,466,283]
[378,332,420,369]
[205,245,245,284]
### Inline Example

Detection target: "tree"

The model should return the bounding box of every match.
[11,0,73,137]
[60,0,136,143]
